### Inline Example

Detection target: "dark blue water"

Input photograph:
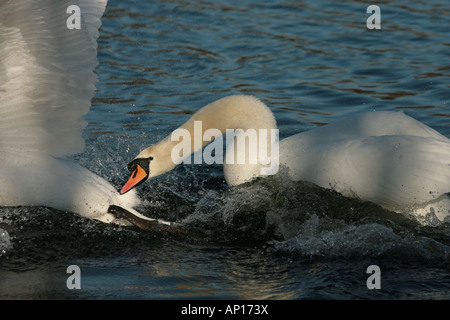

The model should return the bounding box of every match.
[1,0,450,300]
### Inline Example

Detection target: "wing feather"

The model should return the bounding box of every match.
[0,0,107,157]
[282,134,450,210]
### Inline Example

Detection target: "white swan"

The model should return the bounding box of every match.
[0,0,162,226]
[121,95,450,220]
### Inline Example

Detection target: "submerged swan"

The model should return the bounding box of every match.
[0,0,162,226]
[122,95,450,220]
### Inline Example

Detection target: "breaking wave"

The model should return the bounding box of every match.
[133,164,450,262]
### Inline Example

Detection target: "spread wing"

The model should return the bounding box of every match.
[0,0,108,157]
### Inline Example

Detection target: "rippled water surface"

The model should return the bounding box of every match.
[1,0,450,300]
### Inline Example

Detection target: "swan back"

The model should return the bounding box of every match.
[286,111,448,152]
[280,111,450,211]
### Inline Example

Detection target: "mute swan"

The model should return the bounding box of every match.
[122,95,450,220]
[0,0,166,226]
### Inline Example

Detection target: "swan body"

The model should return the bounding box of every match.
[0,0,153,224]
[0,152,140,223]
[123,95,450,220]
[280,111,450,213]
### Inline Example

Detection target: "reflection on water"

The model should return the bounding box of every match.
[1,0,450,299]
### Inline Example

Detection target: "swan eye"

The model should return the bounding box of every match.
[127,157,152,173]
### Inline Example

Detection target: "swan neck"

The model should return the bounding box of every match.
[137,95,279,182]
[175,95,277,153]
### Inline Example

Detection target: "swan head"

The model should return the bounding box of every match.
[120,143,178,194]
[120,157,152,194]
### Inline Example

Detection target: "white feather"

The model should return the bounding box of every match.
[280,111,450,212]
[0,0,144,223]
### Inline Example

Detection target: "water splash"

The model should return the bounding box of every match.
[0,228,12,257]
[174,169,450,260]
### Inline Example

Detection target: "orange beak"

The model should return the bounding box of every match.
[120,164,148,194]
